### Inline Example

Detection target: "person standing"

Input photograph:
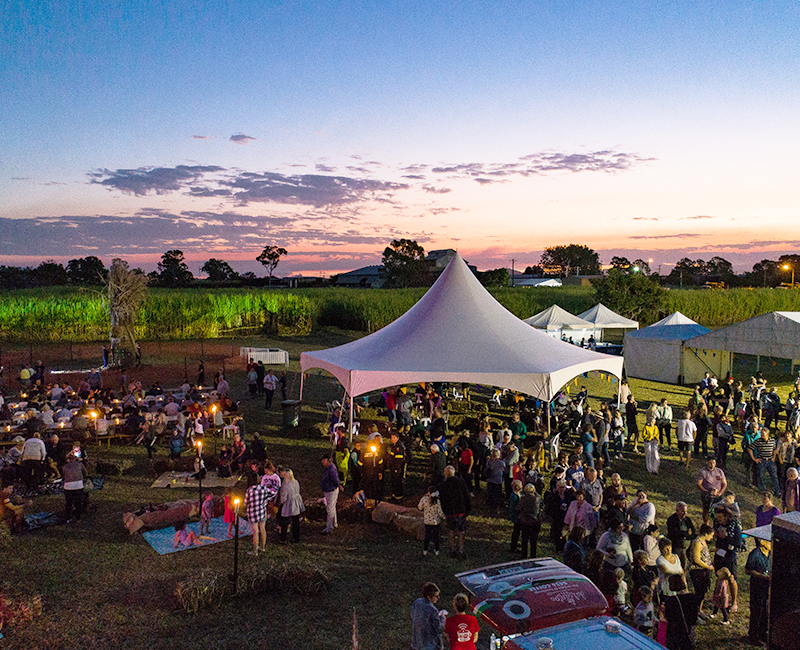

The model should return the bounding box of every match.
[697,457,727,525]
[263,369,278,409]
[386,432,407,500]
[277,468,304,543]
[21,432,47,489]
[625,394,640,454]
[627,490,656,552]
[254,361,265,395]
[641,417,660,474]
[439,465,471,559]
[429,444,446,487]
[444,593,479,650]
[62,452,88,522]
[411,582,443,650]
[655,398,673,451]
[320,455,343,534]
[676,411,697,467]
[715,414,736,469]
[245,474,272,555]
[745,539,771,646]
[517,483,543,558]
[666,502,696,569]
[279,370,288,401]
[197,360,205,387]
[749,427,781,497]
[360,440,385,502]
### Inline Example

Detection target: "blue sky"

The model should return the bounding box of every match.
[2,1,799,275]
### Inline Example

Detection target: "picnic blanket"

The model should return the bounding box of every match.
[24,511,61,531]
[15,476,104,498]
[150,471,241,489]
[142,516,253,555]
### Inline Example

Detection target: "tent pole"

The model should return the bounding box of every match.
[349,390,355,443]
[547,377,552,439]
[299,371,305,401]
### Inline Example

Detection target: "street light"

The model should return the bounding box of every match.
[783,264,795,288]
[232,497,241,594]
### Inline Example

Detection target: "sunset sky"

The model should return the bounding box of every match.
[2,1,799,277]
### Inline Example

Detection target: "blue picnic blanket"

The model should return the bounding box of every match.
[142,516,253,555]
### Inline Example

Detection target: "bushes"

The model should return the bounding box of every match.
[175,560,329,613]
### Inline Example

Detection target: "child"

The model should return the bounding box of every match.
[633,586,655,636]
[631,550,657,607]
[722,490,742,522]
[418,485,446,556]
[223,487,237,538]
[712,567,734,624]
[173,521,200,548]
[199,492,214,536]
[613,567,630,615]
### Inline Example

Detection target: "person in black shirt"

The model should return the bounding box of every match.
[666,502,696,568]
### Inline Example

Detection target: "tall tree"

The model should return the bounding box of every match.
[540,244,601,276]
[66,256,106,285]
[32,260,68,286]
[256,245,288,288]
[381,239,427,288]
[610,256,632,270]
[476,268,510,287]
[201,258,238,283]
[592,268,665,323]
[667,258,707,286]
[158,249,194,287]
[523,265,543,276]
[631,259,651,275]
[105,259,148,364]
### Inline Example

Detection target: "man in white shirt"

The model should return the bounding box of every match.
[676,410,697,467]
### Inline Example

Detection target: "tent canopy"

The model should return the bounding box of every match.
[623,312,710,384]
[686,311,800,362]
[651,311,698,327]
[577,303,639,330]
[523,304,595,330]
[301,253,623,400]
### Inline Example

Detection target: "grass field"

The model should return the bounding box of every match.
[2,329,793,649]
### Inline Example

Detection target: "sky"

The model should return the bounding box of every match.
[1,1,799,277]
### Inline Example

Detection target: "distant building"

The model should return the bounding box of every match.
[333,265,386,288]
[514,278,563,287]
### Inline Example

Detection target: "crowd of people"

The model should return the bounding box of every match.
[4,358,798,649]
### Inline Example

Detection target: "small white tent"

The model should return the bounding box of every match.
[577,303,639,341]
[623,312,710,384]
[301,253,623,403]
[523,305,597,341]
[685,311,800,378]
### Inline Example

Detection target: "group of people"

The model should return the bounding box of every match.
[243,358,288,409]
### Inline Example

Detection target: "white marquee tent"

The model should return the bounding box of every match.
[685,311,800,377]
[623,312,710,384]
[301,253,624,426]
[523,304,597,341]
[577,303,639,340]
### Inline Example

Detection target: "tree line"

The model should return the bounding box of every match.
[0,246,288,290]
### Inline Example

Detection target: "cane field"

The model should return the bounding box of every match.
[2,327,796,649]
[2,284,799,344]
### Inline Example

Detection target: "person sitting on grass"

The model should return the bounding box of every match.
[173,521,201,548]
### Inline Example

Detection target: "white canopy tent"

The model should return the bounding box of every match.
[685,311,800,377]
[301,253,623,433]
[623,312,710,384]
[577,303,639,341]
[523,304,597,341]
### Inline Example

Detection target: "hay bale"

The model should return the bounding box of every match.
[371,501,411,524]
[394,513,426,540]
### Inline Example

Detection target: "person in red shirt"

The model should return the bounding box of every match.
[444,593,480,650]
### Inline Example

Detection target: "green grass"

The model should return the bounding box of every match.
[2,333,794,649]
